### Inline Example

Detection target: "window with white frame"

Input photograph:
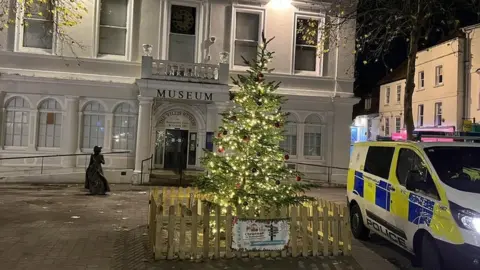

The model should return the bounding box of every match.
[37,99,62,148]
[417,104,424,127]
[232,9,263,66]
[385,117,390,136]
[4,97,30,147]
[112,103,137,151]
[395,116,401,133]
[303,114,323,157]
[168,4,197,63]
[435,65,443,85]
[280,114,297,156]
[19,0,54,51]
[365,98,372,110]
[434,102,443,126]
[385,87,390,104]
[396,84,401,103]
[82,101,106,149]
[294,15,322,73]
[418,71,425,89]
[98,0,129,57]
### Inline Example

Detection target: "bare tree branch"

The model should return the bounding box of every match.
[0,0,88,56]
[302,0,480,139]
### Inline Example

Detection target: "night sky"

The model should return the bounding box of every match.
[353,4,480,99]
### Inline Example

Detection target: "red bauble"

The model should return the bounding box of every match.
[296,176,301,182]
[218,146,225,153]
[236,183,241,189]
[284,154,290,160]
[217,132,222,138]
[257,73,265,82]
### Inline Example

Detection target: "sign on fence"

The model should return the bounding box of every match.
[232,218,290,251]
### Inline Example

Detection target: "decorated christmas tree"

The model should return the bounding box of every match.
[196,33,312,211]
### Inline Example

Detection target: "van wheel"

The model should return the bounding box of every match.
[421,233,443,270]
[350,204,370,240]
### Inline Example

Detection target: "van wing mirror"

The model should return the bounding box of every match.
[406,170,426,191]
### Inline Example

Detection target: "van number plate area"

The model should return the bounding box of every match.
[366,218,407,249]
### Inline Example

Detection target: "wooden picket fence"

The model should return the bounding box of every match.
[147,187,352,260]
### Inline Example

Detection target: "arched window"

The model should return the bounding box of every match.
[280,114,297,155]
[38,99,62,148]
[82,101,106,149]
[304,114,323,157]
[112,103,137,151]
[4,96,30,147]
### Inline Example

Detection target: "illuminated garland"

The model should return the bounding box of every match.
[195,34,312,211]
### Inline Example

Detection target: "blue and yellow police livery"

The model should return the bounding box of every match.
[347,140,480,270]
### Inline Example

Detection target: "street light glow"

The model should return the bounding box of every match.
[271,0,291,9]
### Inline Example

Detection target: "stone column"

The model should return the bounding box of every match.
[27,109,38,151]
[206,103,218,132]
[297,122,305,158]
[196,129,206,169]
[214,101,229,130]
[103,113,114,152]
[61,96,80,167]
[0,92,5,150]
[133,96,153,177]
[330,99,357,185]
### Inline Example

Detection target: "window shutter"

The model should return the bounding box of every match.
[47,112,55,125]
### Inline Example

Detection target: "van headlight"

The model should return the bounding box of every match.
[450,201,480,233]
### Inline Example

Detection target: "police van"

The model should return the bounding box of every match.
[347,136,480,270]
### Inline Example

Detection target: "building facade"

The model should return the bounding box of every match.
[378,37,467,136]
[465,24,480,123]
[0,0,357,183]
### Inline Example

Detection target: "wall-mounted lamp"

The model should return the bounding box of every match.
[270,0,291,9]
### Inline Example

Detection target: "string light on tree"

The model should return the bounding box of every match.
[195,32,312,210]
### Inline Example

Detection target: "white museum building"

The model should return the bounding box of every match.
[0,0,357,184]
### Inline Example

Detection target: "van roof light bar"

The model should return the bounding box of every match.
[417,134,480,141]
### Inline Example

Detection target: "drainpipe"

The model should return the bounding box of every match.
[463,30,472,126]
[328,19,340,184]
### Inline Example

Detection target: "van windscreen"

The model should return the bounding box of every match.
[425,146,480,193]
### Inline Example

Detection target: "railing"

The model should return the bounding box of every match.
[141,154,154,184]
[0,151,131,176]
[141,56,229,84]
[288,162,349,185]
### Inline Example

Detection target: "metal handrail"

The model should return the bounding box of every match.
[288,161,349,184]
[0,151,131,175]
[0,151,131,161]
[290,162,349,171]
[140,154,154,184]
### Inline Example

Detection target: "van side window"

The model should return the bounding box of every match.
[364,146,395,179]
[396,148,439,199]
[397,149,419,185]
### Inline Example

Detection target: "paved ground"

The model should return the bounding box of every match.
[307,188,418,270]
[0,184,150,270]
[0,184,413,269]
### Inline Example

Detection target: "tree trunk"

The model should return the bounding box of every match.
[404,24,421,140]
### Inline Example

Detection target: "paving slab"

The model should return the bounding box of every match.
[0,184,397,270]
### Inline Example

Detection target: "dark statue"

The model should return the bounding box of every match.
[84,146,110,195]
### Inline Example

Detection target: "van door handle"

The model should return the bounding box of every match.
[389,186,396,192]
